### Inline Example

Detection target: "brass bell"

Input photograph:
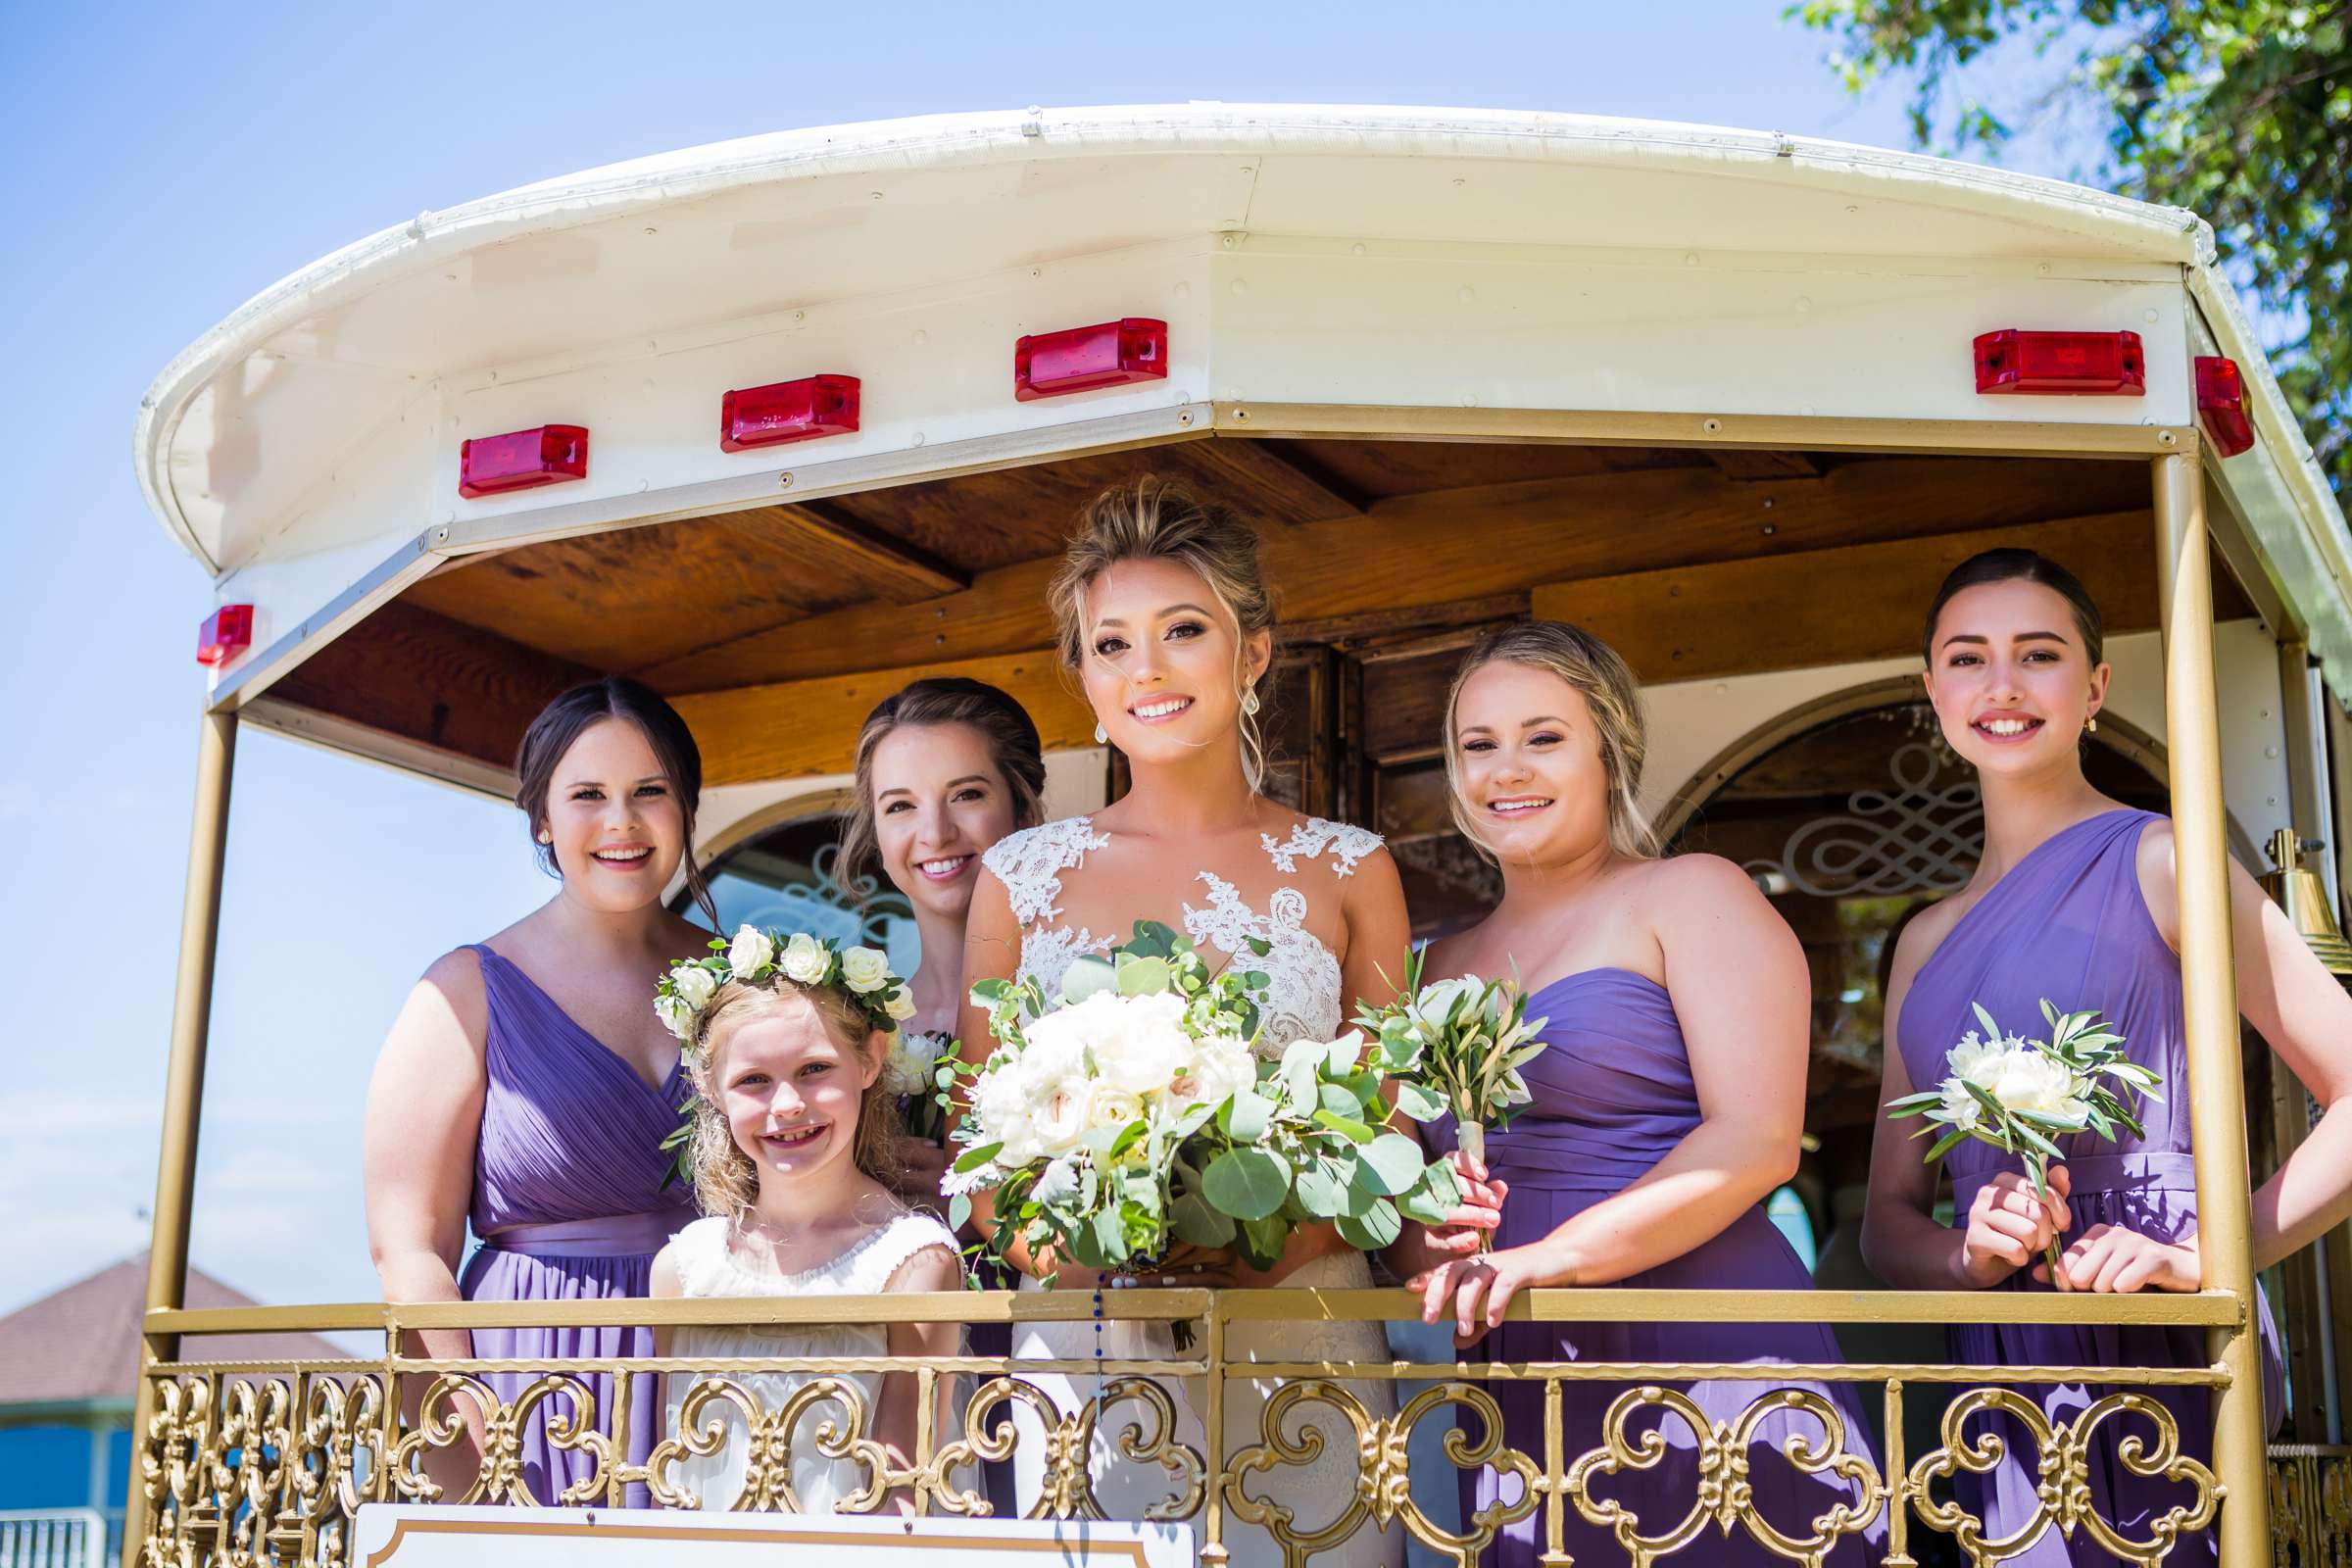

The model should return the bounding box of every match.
[2260,828,2352,976]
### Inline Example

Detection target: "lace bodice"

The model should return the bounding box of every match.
[980,814,1384,1052]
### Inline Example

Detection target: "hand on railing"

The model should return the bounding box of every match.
[1406,1240,1566,1348]
[2034,1223,2200,1293]
[1959,1165,2075,1288]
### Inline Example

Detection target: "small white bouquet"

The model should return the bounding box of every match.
[1886,999,2160,1288]
[1355,947,1551,1171]
[885,1029,953,1143]
[945,922,1459,1293]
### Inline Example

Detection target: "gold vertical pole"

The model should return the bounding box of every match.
[122,709,237,1568]
[2153,450,2269,1565]
[1201,1298,1227,1566]
[1882,1379,1911,1568]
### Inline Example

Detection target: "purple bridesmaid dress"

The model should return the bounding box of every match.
[1444,969,1885,1566]
[454,945,698,1506]
[1894,808,2282,1566]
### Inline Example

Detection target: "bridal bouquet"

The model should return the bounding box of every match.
[1886,999,2160,1288]
[944,922,1460,1286]
[1355,946,1551,1170]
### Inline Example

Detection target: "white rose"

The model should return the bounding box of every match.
[654,993,697,1041]
[670,965,717,1009]
[729,925,777,977]
[975,1064,1039,1160]
[887,1031,943,1096]
[1416,975,1485,1026]
[1028,1075,1092,1158]
[779,932,828,984]
[882,988,917,1022]
[1098,995,1192,1096]
[1172,1034,1257,1111]
[1084,1082,1148,1135]
[839,946,890,994]
[1032,1156,1081,1207]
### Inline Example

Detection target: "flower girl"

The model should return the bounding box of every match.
[649,928,961,1514]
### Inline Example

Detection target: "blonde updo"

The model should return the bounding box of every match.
[683,980,903,1219]
[1443,620,1661,861]
[1049,476,1277,789]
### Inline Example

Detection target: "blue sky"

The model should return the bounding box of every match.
[0,0,2051,1316]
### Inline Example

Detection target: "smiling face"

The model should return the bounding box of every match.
[710,993,883,1188]
[869,721,1021,919]
[539,717,688,912]
[1922,578,2110,777]
[1450,661,1618,866]
[1078,558,1271,768]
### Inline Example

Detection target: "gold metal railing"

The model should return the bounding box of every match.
[133,1287,2298,1568]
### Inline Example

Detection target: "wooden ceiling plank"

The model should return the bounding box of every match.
[768,499,969,602]
[1709,450,1824,481]
[643,454,2149,694]
[1182,438,1371,522]
[1527,510,2159,686]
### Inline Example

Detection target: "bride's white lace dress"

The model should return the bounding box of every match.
[980,815,1403,1568]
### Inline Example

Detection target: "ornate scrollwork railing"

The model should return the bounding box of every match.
[133,1288,2272,1568]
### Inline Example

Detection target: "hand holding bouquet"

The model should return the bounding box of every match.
[1886,999,2159,1290]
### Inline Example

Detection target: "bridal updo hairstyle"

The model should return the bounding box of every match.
[1443,620,1662,860]
[1920,548,2106,666]
[1049,475,1278,788]
[513,675,721,929]
[837,676,1050,884]
[680,977,904,1218]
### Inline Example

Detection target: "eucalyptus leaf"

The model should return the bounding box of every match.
[1222,1088,1275,1145]
[1395,1081,1447,1122]
[1336,1198,1402,1250]
[1203,1147,1292,1220]
[1172,1191,1239,1247]
[1358,1132,1430,1197]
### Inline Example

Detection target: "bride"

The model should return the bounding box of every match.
[957,477,1412,1566]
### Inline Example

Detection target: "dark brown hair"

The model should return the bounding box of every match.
[1049,476,1277,787]
[839,677,1048,884]
[684,981,903,1217]
[514,676,719,930]
[1921,549,2106,667]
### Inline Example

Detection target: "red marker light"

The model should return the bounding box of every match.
[1015,318,1168,401]
[1973,330,2146,395]
[2194,357,2255,458]
[197,604,254,667]
[459,424,589,499]
[720,374,860,452]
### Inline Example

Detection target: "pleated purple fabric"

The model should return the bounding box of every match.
[1896,808,2282,1566]
[455,944,697,1507]
[1440,969,1885,1567]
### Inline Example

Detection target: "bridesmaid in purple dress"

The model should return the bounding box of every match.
[362,677,716,1504]
[1869,550,2352,1565]
[1399,622,1883,1567]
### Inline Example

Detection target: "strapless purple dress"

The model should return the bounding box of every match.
[1895,808,2282,1565]
[1440,968,1884,1566]
[455,945,697,1506]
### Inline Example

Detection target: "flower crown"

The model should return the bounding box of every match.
[654,924,915,1051]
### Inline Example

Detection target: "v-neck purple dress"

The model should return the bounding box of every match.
[1439,968,1885,1566]
[455,945,697,1506]
[1894,808,2282,1565]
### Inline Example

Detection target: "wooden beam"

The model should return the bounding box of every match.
[678,649,1091,785]
[642,454,2150,694]
[1708,450,1822,481]
[270,600,597,771]
[1185,437,1371,522]
[768,499,969,602]
[1528,511,2157,685]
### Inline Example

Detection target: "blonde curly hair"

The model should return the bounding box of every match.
[682,980,904,1218]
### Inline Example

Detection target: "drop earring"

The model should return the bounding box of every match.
[2085,715,2099,734]
[1242,689,1261,716]
[1094,722,1108,745]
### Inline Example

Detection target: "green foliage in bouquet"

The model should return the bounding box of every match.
[1353,945,1550,1169]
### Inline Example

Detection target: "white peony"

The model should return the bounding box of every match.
[1027,1074,1093,1159]
[882,988,917,1022]
[670,965,717,1010]
[1173,1033,1258,1112]
[886,1031,944,1096]
[1944,1032,2089,1124]
[1033,1156,1081,1206]
[654,993,697,1041]
[975,1062,1043,1164]
[779,932,828,984]
[839,946,891,994]
[1084,1082,1149,1135]
[729,925,777,977]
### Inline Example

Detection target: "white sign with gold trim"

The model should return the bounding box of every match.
[353,1505,1194,1566]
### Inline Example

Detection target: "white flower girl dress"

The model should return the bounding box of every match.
[662,1210,960,1513]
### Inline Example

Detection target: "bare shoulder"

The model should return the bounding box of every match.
[2133,814,2180,880]
[1632,851,1763,908]
[884,1241,964,1293]
[662,909,716,956]
[1886,897,1965,991]
[649,1240,685,1298]
[412,947,490,1042]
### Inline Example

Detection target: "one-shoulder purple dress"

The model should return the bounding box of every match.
[1895,808,2282,1566]
[455,945,698,1506]
[1441,969,1884,1567]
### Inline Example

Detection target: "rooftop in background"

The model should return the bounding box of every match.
[0,1257,346,1414]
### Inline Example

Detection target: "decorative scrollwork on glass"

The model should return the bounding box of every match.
[1564,1384,1885,1566]
[1745,741,1983,898]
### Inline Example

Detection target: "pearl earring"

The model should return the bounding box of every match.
[1242,689,1261,716]
[2085,715,2099,734]
[1094,722,1108,745]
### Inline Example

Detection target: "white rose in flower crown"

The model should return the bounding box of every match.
[729,925,777,977]
[839,946,891,994]
[779,932,828,984]
[670,965,718,1010]
[882,988,917,1022]
[654,993,698,1041]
